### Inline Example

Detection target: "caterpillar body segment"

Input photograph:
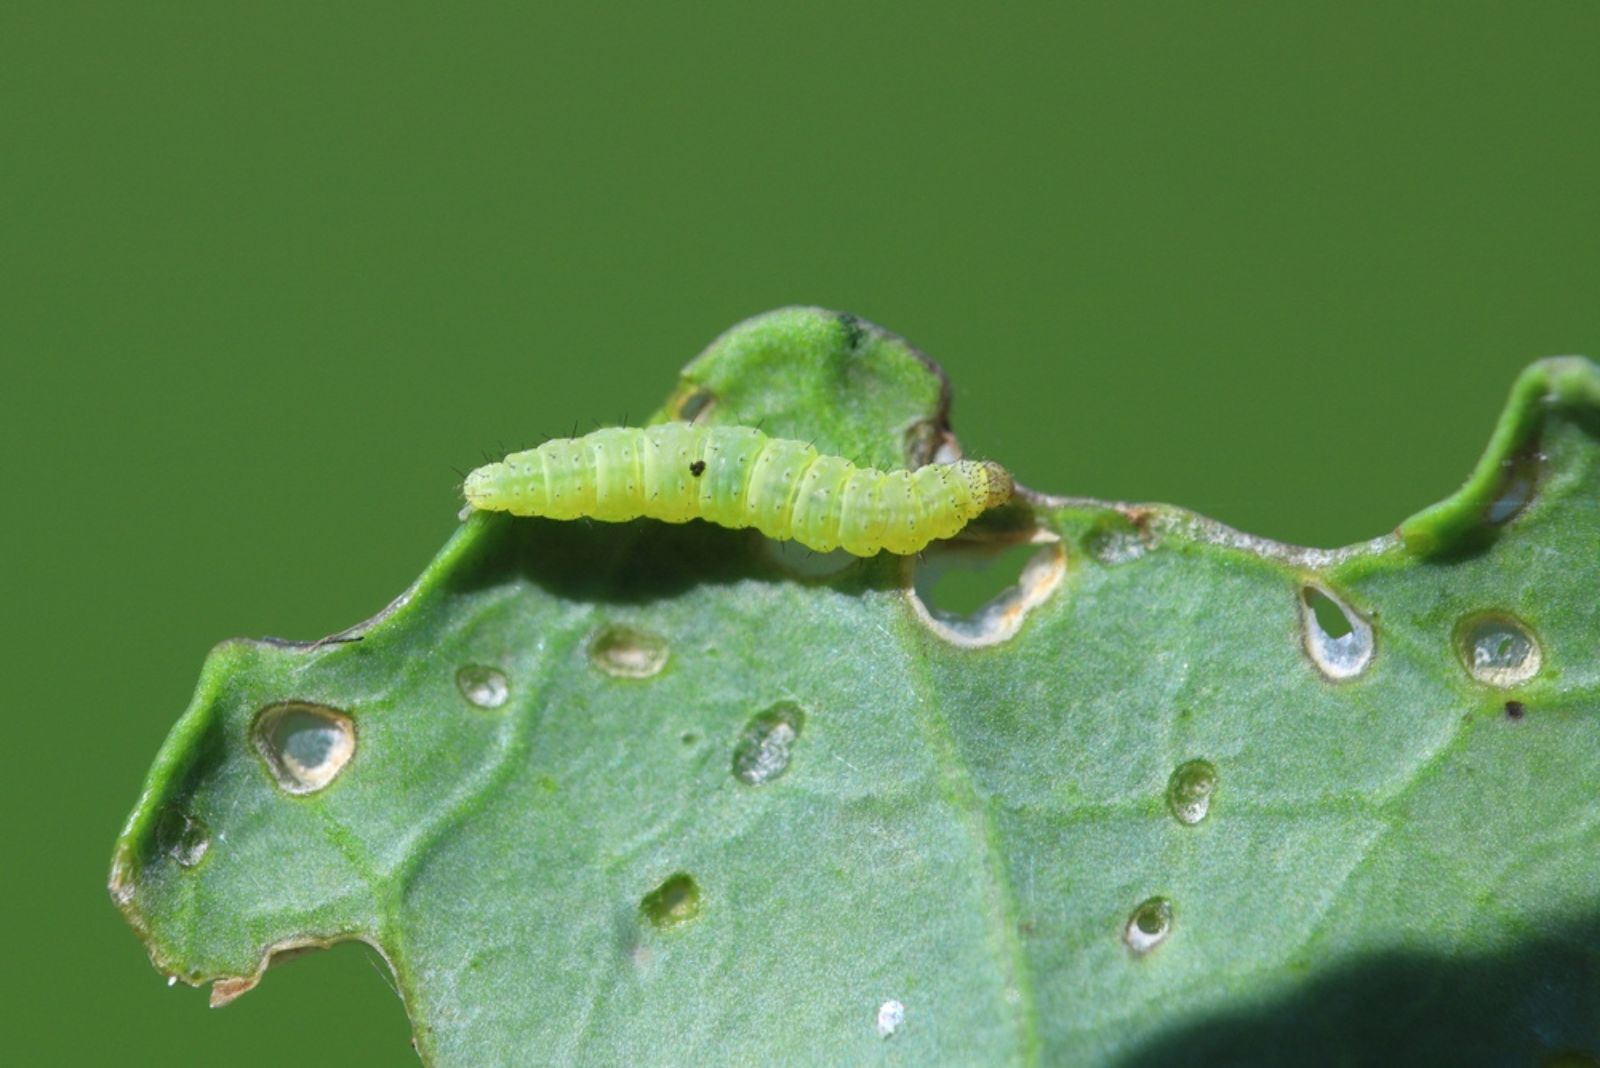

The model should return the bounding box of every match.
[462,423,1012,556]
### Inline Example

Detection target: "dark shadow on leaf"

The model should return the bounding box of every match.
[1118,912,1600,1068]
[448,512,903,605]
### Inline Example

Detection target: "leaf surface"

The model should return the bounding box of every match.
[111,308,1600,1064]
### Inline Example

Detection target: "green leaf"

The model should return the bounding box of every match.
[110,308,1600,1064]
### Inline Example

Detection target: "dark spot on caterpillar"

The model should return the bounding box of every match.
[838,312,865,351]
[1504,700,1526,720]
[689,460,706,477]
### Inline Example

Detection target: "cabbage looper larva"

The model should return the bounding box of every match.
[463,423,1011,556]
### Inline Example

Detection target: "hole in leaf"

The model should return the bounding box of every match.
[252,702,356,795]
[917,541,1045,617]
[1299,584,1373,681]
[1303,587,1353,639]
[910,537,1065,647]
[1124,897,1173,956]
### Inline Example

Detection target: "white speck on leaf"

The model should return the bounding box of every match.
[876,999,905,1038]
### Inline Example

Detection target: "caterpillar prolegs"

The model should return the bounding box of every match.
[462,423,1013,556]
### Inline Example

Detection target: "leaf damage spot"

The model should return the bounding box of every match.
[640,872,702,929]
[1088,529,1148,566]
[589,624,669,679]
[456,664,510,709]
[1166,760,1217,826]
[108,845,137,907]
[1085,513,1154,566]
[208,936,398,1008]
[731,702,804,785]
[210,975,259,1008]
[251,702,356,796]
[1299,585,1374,681]
[876,998,906,1038]
[1124,897,1174,956]
[1456,612,1542,688]
[156,807,210,868]
[908,533,1065,647]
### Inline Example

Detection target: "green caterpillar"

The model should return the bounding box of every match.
[462,423,1012,556]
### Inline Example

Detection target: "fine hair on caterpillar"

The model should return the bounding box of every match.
[462,423,1012,557]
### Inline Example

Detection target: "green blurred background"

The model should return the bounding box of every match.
[3,2,1596,1062]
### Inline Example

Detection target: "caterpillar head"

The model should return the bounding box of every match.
[462,462,511,511]
[980,461,1013,509]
